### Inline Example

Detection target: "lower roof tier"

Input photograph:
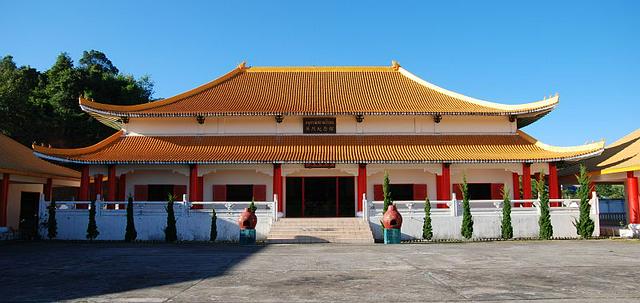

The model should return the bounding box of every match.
[33,131,604,165]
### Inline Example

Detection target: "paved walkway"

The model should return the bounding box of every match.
[1,240,639,302]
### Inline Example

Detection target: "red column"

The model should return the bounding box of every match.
[437,164,451,208]
[512,173,521,199]
[442,163,451,200]
[435,174,442,200]
[94,174,103,200]
[189,164,199,202]
[44,178,53,202]
[79,166,90,201]
[357,164,367,212]
[522,163,532,206]
[273,164,283,212]
[627,172,639,224]
[0,173,9,227]
[107,165,117,201]
[549,163,560,206]
[118,174,127,201]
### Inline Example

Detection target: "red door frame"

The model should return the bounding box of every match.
[286,176,354,218]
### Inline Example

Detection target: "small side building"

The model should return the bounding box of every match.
[0,134,80,238]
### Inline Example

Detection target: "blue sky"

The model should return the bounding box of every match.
[1,1,638,146]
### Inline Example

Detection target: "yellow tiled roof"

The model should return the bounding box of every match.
[560,128,640,176]
[33,130,603,164]
[0,134,80,180]
[80,63,559,128]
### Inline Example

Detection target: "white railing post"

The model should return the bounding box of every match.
[450,193,458,217]
[362,193,368,223]
[273,194,279,222]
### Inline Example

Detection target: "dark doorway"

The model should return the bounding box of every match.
[467,184,492,200]
[285,177,355,217]
[19,192,40,240]
[148,185,174,201]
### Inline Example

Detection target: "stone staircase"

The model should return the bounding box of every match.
[267,218,374,244]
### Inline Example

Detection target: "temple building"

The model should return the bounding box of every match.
[560,129,640,232]
[33,62,604,218]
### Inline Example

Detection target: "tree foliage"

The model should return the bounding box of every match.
[382,171,393,213]
[574,165,595,238]
[460,175,473,239]
[537,174,553,240]
[210,208,218,242]
[501,187,513,239]
[165,194,178,242]
[124,195,137,242]
[47,201,57,239]
[0,51,153,148]
[422,198,433,240]
[86,200,99,240]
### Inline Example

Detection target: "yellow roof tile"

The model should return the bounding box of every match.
[1,134,80,180]
[33,131,603,164]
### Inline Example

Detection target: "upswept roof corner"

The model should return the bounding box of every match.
[32,130,604,165]
[79,62,560,128]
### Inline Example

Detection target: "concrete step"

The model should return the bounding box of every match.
[267,217,374,244]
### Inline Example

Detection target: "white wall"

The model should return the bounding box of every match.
[123,115,516,136]
[39,206,273,241]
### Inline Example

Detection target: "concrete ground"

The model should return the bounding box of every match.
[0,240,639,302]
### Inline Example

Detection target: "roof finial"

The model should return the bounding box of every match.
[237,61,247,70]
[391,60,400,71]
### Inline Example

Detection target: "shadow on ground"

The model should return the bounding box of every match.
[0,241,263,302]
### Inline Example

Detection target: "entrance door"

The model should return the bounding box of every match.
[285,177,355,217]
[19,192,40,240]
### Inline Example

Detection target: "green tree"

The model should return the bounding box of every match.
[422,198,433,240]
[47,200,57,239]
[574,165,595,238]
[249,198,257,212]
[210,208,218,242]
[460,176,473,239]
[0,51,153,148]
[382,171,393,213]
[537,174,553,239]
[124,195,137,242]
[86,200,99,240]
[164,194,178,242]
[501,187,513,239]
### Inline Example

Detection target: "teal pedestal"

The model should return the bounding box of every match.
[384,228,401,244]
[239,229,256,245]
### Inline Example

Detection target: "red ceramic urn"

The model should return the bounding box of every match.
[238,208,257,230]
[382,204,403,229]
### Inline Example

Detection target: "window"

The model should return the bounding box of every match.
[390,184,414,201]
[226,185,254,201]
[148,185,175,201]
[467,184,491,200]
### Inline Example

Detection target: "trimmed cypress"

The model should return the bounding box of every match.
[164,194,177,242]
[210,208,218,242]
[47,200,57,239]
[382,171,393,213]
[249,198,257,213]
[124,195,137,242]
[500,187,513,239]
[574,165,595,238]
[537,173,553,239]
[86,200,99,240]
[422,198,433,240]
[460,176,473,239]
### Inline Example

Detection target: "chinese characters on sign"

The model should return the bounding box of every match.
[303,117,336,134]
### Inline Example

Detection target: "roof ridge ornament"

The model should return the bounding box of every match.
[391,60,401,71]
[237,61,247,70]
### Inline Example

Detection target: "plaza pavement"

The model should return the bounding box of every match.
[0,240,639,302]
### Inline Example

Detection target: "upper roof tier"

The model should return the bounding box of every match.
[80,62,559,128]
[32,130,603,165]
